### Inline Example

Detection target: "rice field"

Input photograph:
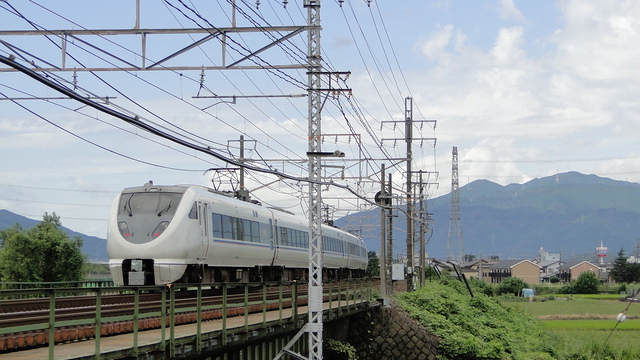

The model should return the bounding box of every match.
[509,297,640,359]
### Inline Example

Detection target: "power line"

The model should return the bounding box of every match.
[0,183,117,194]
[0,54,382,208]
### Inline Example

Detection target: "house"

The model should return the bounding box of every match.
[482,259,541,284]
[559,260,601,282]
[537,259,564,282]
[460,258,496,281]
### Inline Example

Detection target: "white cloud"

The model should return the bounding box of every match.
[420,24,455,62]
[491,27,525,64]
[498,0,525,21]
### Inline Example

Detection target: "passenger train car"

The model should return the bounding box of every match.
[107,183,368,286]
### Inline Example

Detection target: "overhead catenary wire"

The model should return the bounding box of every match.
[0,54,385,209]
[0,89,207,172]
[0,82,226,169]
[1,1,431,217]
[6,1,311,167]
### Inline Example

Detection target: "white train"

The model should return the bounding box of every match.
[107,182,368,286]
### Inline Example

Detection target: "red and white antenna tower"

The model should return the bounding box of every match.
[596,240,608,265]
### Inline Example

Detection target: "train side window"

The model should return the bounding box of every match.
[303,232,309,248]
[221,215,233,239]
[260,222,270,243]
[212,213,222,238]
[251,221,260,242]
[287,228,294,247]
[242,219,252,242]
[189,202,198,219]
[233,217,243,241]
[280,227,288,246]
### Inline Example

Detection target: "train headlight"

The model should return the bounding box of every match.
[152,221,170,239]
[118,221,131,238]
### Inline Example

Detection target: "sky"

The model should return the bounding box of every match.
[1,0,640,241]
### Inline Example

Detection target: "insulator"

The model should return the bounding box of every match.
[72,69,78,90]
[283,0,288,8]
[338,0,344,7]
[256,0,260,9]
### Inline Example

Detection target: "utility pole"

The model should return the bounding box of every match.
[418,172,425,287]
[448,146,464,263]
[379,164,388,300]
[376,164,394,300]
[237,135,250,201]
[382,97,435,292]
[386,172,394,295]
[407,170,436,288]
[405,98,414,291]
[305,1,323,358]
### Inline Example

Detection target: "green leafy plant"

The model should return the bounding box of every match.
[324,338,358,360]
[497,276,529,296]
[396,276,555,359]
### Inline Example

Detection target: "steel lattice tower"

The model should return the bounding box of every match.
[447,146,464,262]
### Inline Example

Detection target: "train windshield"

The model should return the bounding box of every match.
[119,192,183,216]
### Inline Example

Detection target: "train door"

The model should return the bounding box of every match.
[199,202,210,261]
[270,219,279,266]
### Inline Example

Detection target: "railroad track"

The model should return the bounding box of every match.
[0,281,364,353]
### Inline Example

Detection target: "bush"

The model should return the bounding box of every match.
[324,339,357,360]
[396,276,555,359]
[497,277,529,296]
[572,271,599,294]
[618,283,627,293]
[468,277,494,296]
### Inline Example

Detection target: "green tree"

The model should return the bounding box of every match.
[367,251,380,277]
[626,263,640,283]
[0,212,86,283]
[496,276,529,296]
[610,248,628,283]
[572,271,599,294]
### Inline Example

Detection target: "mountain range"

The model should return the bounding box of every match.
[335,171,640,262]
[2,172,640,263]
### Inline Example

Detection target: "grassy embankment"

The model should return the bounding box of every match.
[396,277,555,360]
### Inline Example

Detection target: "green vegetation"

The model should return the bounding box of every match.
[513,298,640,318]
[324,338,358,360]
[558,271,600,294]
[366,251,379,277]
[395,274,640,359]
[396,276,554,359]
[611,248,640,283]
[496,276,529,296]
[509,297,640,359]
[0,213,86,283]
[543,320,640,330]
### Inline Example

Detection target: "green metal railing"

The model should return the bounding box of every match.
[0,280,114,292]
[0,279,372,360]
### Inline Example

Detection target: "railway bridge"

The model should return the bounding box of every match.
[0,279,373,360]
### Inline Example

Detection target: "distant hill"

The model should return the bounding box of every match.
[335,172,640,261]
[0,210,108,261]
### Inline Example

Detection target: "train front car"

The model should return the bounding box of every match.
[107,184,203,285]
